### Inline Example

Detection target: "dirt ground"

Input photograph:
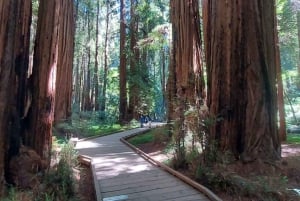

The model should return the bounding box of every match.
[135,141,300,201]
[75,164,96,201]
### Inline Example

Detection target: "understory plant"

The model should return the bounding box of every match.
[38,141,78,201]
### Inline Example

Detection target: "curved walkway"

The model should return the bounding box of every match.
[76,126,212,201]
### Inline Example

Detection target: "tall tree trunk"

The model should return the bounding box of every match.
[119,0,128,123]
[169,0,205,166]
[168,0,205,122]
[166,31,176,121]
[84,13,92,111]
[275,13,286,141]
[161,47,166,118]
[203,0,280,161]
[94,0,100,111]
[0,0,31,195]
[74,57,81,109]
[128,0,140,120]
[80,54,86,111]
[171,0,205,103]
[101,1,110,114]
[24,0,60,163]
[55,0,75,122]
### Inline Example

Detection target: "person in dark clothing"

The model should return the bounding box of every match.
[140,114,145,128]
[145,114,152,128]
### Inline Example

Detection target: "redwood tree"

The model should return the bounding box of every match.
[167,0,205,165]
[167,0,205,119]
[167,0,205,120]
[24,0,60,163]
[0,0,31,195]
[55,0,75,122]
[100,0,111,114]
[203,0,281,161]
[128,0,140,120]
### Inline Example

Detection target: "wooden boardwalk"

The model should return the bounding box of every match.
[76,127,211,201]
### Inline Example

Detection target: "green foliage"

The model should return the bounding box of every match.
[39,142,78,201]
[277,0,299,70]
[0,188,33,201]
[128,126,170,146]
[128,133,154,146]
[287,134,300,144]
[32,0,39,16]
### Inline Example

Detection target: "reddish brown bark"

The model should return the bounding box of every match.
[0,0,31,194]
[128,0,140,120]
[25,0,60,163]
[0,1,17,195]
[167,0,205,121]
[203,0,280,161]
[55,0,75,122]
[171,0,205,102]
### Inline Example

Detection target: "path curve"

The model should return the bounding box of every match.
[76,125,217,201]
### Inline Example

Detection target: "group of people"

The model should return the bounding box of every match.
[140,114,152,128]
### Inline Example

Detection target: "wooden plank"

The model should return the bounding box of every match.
[99,170,167,185]
[101,176,182,192]
[102,178,186,197]
[166,194,210,201]
[105,184,197,200]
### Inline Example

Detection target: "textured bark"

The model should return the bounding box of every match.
[100,1,110,114]
[24,0,60,163]
[166,39,176,121]
[167,0,205,122]
[74,57,80,107]
[0,3,10,192]
[83,13,92,111]
[0,0,31,194]
[119,0,128,123]
[54,0,75,122]
[203,0,280,161]
[94,0,100,111]
[128,0,140,120]
[171,0,205,102]
[161,47,167,118]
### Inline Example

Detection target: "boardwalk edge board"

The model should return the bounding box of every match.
[121,132,223,201]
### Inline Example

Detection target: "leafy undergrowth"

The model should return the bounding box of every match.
[287,133,300,144]
[128,125,171,145]
[130,131,300,201]
[1,140,95,201]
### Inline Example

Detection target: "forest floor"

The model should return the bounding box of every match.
[134,138,300,201]
[75,164,96,201]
